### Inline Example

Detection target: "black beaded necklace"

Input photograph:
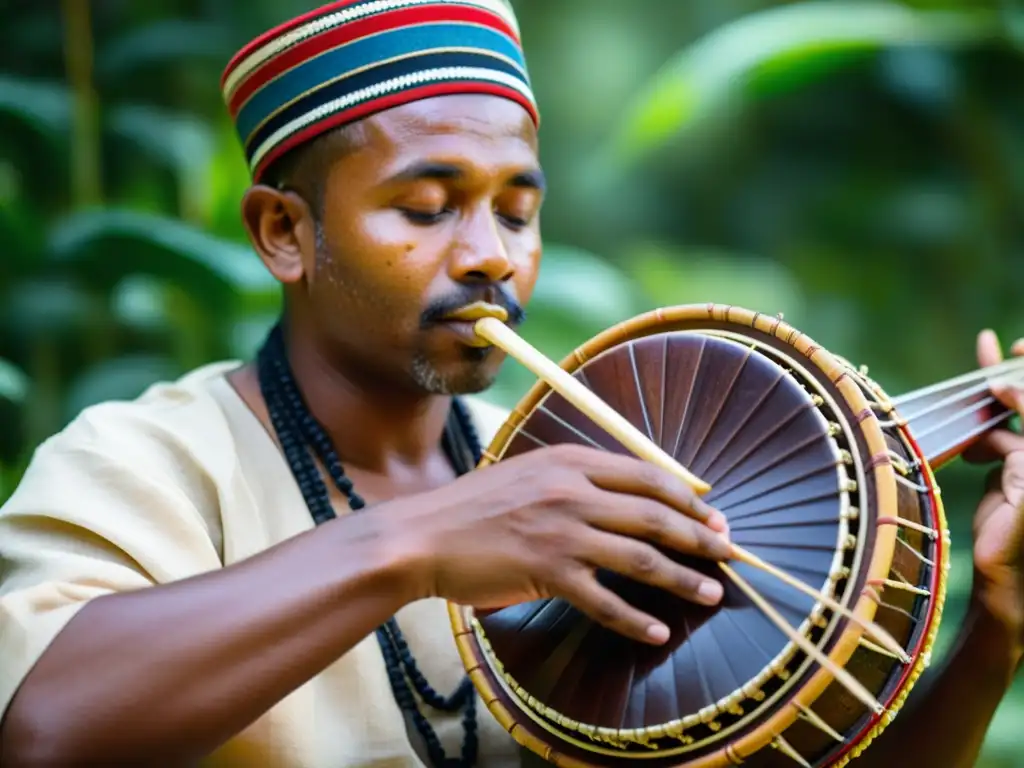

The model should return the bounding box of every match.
[255,322,481,767]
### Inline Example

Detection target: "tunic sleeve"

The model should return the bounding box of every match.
[0,404,225,719]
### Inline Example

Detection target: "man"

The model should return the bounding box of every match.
[0,1,1019,766]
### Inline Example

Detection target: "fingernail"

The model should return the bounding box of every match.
[698,580,724,605]
[647,624,670,644]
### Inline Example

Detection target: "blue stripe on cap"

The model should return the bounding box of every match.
[235,21,528,145]
[244,49,528,162]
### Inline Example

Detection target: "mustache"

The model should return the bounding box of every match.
[420,285,527,327]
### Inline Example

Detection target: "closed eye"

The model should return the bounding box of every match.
[400,208,451,225]
[500,213,530,230]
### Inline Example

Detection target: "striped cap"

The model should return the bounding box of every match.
[221,0,539,182]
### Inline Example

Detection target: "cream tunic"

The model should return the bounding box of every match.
[0,362,524,767]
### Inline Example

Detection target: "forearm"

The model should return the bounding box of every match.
[0,513,414,766]
[866,595,1023,766]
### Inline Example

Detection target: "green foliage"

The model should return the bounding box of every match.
[0,75,71,137]
[48,208,278,311]
[2,0,1023,762]
[0,358,28,404]
[602,1,999,168]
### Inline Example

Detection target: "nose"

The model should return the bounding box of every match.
[447,207,515,284]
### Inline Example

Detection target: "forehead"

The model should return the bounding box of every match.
[346,94,540,176]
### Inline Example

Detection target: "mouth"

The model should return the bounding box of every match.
[440,302,510,323]
[437,302,509,347]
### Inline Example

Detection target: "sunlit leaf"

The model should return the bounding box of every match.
[604,2,997,168]
[47,208,279,313]
[110,275,171,333]
[0,358,29,404]
[531,243,646,329]
[624,242,806,322]
[205,117,258,242]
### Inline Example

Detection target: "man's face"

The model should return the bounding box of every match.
[293,94,544,396]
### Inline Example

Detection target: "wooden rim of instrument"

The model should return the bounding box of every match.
[447,303,950,767]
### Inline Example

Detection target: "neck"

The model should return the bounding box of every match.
[280,321,453,474]
[889,355,1024,469]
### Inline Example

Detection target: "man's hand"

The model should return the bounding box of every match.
[389,444,732,646]
[963,329,1024,662]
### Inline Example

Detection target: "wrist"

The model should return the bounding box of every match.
[967,581,1024,673]
[316,509,429,611]
[354,503,439,606]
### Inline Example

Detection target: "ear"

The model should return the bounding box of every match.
[240,185,318,285]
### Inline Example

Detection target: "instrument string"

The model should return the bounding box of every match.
[931,409,1016,451]
[887,358,1024,464]
[890,354,1024,409]
[473,318,910,706]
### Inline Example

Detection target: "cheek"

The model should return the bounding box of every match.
[318,216,440,318]
[509,234,542,303]
[361,210,434,251]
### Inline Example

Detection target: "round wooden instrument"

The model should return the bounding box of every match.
[449,304,1019,767]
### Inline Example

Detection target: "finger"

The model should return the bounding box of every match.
[964,431,1008,465]
[1001,452,1024,511]
[985,466,1003,494]
[968,429,1024,464]
[978,329,1004,368]
[555,568,674,645]
[975,329,1023,412]
[573,450,728,532]
[577,527,725,606]
[584,494,732,560]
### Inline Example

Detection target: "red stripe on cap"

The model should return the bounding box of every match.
[229,4,517,118]
[221,0,364,88]
[252,80,538,182]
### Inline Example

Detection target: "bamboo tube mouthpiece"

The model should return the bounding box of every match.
[474,316,712,495]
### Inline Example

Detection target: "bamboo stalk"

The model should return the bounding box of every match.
[61,0,102,208]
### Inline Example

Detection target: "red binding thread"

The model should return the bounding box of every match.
[868,453,891,469]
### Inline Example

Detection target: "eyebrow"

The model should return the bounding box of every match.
[384,161,546,192]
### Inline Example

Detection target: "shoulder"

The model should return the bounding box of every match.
[460,394,511,449]
[25,361,244,481]
[0,362,245,561]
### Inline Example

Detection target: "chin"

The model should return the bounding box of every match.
[410,349,501,395]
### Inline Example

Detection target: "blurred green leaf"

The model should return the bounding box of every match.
[604,1,997,168]
[979,671,1024,765]
[0,358,29,404]
[625,242,807,322]
[531,243,647,328]
[62,354,182,423]
[0,196,47,279]
[109,105,216,183]
[1,278,100,342]
[108,105,217,221]
[0,75,70,138]
[46,208,279,313]
[96,20,234,78]
[205,117,257,241]
[110,275,172,333]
